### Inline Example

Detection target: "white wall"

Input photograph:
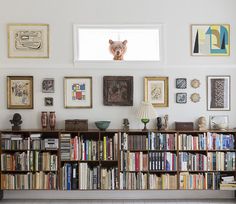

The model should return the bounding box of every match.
[0,0,235,130]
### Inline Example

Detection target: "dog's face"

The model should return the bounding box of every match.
[109,40,127,60]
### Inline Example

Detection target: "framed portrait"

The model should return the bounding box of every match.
[64,77,92,108]
[7,76,33,109]
[44,97,53,106]
[191,24,230,56]
[176,78,187,89]
[207,76,230,111]
[209,115,229,130]
[8,24,49,58]
[103,76,133,106]
[42,78,54,93]
[144,77,168,107]
[176,93,187,104]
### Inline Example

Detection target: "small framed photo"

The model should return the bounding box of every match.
[8,24,49,58]
[103,76,133,106]
[176,78,187,89]
[42,78,55,93]
[64,77,92,108]
[7,76,33,109]
[44,97,53,106]
[207,76,230,111]
[144,77,168,107]
[176,93,187,104]
[209,115,229,130]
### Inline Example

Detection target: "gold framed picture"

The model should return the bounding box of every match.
[8,24,49,58]
[144,77,168,107]
[7,76,34,109]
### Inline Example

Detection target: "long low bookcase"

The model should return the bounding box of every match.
[0,129,235,191]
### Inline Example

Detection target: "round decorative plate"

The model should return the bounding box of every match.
[191,79,200,88]
[190,93,200,103]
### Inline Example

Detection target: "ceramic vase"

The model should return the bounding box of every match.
[49,112,56,130]
[41,112,48,129]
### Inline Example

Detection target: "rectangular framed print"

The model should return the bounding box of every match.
[64,77,92,108]
[7,76,33,109]
[207,76,230,111]
[144,77,168,107]
[8,24,49,58]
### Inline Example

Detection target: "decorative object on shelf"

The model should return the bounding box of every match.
[49,112,56,130]
[95,121,111,131]
[103,76,133,106]
[9,113,22,130]
[207,75,230,111]
[137,101,157,131]
[190,93,200,103]
[8,24,49,58]
[191,24,230,56]
[109,39,128,60]
[176,93,187,104]
[42,78,54,93]
[191,79,200,88]
[176,78,187,89]
[198,116,207,131]
[144,76,169,107]
[44,97,53,106]
[41,111,48,129]
[7,76,33,109]
[162,114,169,130]
[123,118,129,131]
[175,122,194,131]
[210,115,229,130]
[65,119,88,131]
[156,117,162,130]
[64,77,92,108]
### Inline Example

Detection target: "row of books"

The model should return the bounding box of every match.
[123,134,148,151]
[1,172,57,190]
[120,172,148,190]
[61,163,78,190]
[149,173,177,189]
[81,139,98,161]
[148,132,176,150]
[178,134,206,150]
[208,152,235,171]
[207,133,235,150]
[100,134,118,160]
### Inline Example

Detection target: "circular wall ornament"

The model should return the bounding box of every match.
[190,93,200,103]
[191,79,200,88]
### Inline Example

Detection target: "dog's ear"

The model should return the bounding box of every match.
[109,39,114,44]
[122,40,127,45]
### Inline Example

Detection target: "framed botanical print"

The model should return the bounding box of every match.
[144,77,168,107]
[7,76,34,109]
[8,24,49,58]
[103,76,133,106]
[64,77,92,108]
[207,76,230,111]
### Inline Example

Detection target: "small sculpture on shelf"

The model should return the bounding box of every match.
[123,118,129,131]
[157,117,162,130]
[162,114,168,130]
[41,111,48,129]
[49,112,56,130]
[10,113,22,130]
[198,116,207,131]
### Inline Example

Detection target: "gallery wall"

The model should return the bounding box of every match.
[0,0,235,130]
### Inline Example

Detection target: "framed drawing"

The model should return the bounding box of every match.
[7,76,33,109]
[176,93,187,104]
[103,76,133,106]
[42,78,54,93]
[207,76,230,111]
[191,24,230,56]
[144,77,168,107]
[8,24,49,58]
[64,77,92,108]
[44,97,53,106]
[176,78,187,89]
[209,115,229,130]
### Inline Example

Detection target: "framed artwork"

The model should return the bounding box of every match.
[7,76,33,109]
[176,78,187,89]
[42,78,54,93]
[103,76,133,106]
[191,24,230,56]
[207,76,230,111]
[8,24,49,58]
[209,115,229,130]
[176,93,187,104]
[64,77,92,108]
[190,93,200,103]
[144,77,168,107]
[44,97,53,106]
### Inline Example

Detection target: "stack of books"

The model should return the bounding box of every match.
[220,176,236,190]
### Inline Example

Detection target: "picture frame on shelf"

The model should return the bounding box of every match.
[8,24,49,58]
[7,76,33,109]
[103,76,133,106]
[176,78,187,89]
[144,76,168,107]
[42,78,54,93]
[44,97,53,106]
[207,75,230,111]
[176,93,187,104]
[64,77,92,108]
[209,115,229,130]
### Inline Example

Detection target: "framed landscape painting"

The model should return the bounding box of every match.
[64,77,92,108]
[191,24,230,56]
[7,76,33,109]
[8,24,49,58]
[144,77,168,107]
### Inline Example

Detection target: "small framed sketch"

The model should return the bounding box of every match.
[176,93,187,104]
[209,115,229,130]
[7,76,33,109]
[176,78,187,89]
[144,77,168,107]
[42,78,54,93]
[8,24,49,58]
[44,97,53,106]
[207,76,230,111]
[103,76,133,106]
[64,77,92,108]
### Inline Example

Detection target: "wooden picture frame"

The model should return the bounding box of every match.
[144,77,168,107]
[7,76,33,109]
[103,76,133,106]
[64,77,92,108]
